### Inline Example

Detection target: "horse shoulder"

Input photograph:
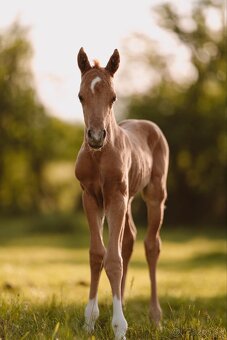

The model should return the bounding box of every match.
[101,148,129,196]
[75,146,97,184]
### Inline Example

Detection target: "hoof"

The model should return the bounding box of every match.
[84,299,99,334]
[112,315,128,340]
[149,303,163,327]
[83,322,94,334]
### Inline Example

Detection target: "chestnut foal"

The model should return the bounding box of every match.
[75,48,169,339]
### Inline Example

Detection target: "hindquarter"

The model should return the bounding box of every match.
[142,128,169,205]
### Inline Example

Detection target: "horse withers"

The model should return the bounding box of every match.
[75,48,169,339]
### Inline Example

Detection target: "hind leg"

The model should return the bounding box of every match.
[121,199,137,302]
[143,140,168,326]
[143,177,166,326]
[143,177,167,325]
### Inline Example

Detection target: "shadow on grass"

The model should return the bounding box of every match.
[0,294,226,339]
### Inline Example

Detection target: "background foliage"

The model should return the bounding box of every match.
[0,24,83,214]
[124,0,226,225]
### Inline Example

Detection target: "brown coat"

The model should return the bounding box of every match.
[75,48,169,339]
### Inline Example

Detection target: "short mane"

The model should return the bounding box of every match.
[93,59,100,68]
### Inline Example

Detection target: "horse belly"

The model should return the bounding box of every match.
[129,155,152,196]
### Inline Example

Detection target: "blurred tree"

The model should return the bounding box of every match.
[0,23,83,214]
[124,0,226,225]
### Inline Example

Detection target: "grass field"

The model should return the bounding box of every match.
[0,215,226,339]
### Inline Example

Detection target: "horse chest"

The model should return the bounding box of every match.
[78,160,127,202]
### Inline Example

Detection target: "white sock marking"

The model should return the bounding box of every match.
[112,296,128,340]
[84,297,99,333]
[90,76,101,94]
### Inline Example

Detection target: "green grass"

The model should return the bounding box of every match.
[0,216,226,339]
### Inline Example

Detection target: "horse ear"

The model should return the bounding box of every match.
[77,47,91,75]
[105,49,120,76]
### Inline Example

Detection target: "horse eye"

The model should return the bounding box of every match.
[78,94,83,102]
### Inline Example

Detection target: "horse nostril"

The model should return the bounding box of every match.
[87,128,106,146]
[87,129,92,139]
[102,129,106,139]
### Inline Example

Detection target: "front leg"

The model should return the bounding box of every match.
[104,185,128,340]
[82,190,106,333]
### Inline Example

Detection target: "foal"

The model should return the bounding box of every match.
[75,48,169,339]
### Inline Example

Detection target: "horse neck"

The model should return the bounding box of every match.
[106,109,120,145]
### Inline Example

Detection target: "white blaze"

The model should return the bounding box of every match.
[90,76,101,94]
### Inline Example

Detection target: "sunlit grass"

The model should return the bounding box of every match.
[0,216,226,339]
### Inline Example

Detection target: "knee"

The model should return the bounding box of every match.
[104,252,123,280]
[89,248,105,268]
[145,178,167,205]
[152,186,167,206]
[144,237,161,257]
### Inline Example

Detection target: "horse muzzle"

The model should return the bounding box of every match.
[87,128,106,149]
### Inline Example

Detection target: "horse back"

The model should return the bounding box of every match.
[119,119,167,152]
